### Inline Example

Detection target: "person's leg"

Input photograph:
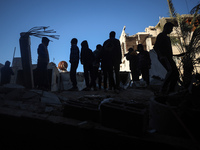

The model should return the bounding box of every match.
[83,65,90,87]
[98,69,102,89]
[103,68,108,90]
[141,68,150,85]
[89,64,96,89]
[113,64,120,89]
[108,65,115,90]
[168,61,179,92]
[159,57,172,93]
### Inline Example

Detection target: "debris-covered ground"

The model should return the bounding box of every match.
[0,84,154,117]
[0,84,197,150]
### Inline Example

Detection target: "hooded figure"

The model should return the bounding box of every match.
[36,37,50,90]
[80,40,96,90]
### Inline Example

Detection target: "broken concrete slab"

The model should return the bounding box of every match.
[41,97,61,105]
[57,95,69,102]
[41,91,61,105]
[22,91,39,99]
[4,88,25,100]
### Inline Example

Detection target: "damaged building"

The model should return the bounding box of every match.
[119,15,200,78]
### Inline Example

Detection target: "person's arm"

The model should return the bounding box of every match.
[173,52,186,57]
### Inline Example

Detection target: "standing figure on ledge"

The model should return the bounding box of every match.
[0,61,14,85]
[125,48,139,83]
[68,38,80,91]
[154,22,179,94]
[36,37,50,90]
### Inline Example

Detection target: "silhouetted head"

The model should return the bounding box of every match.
[137,44,144,52]
[163,22,174,34]
[128,48,134,52]
[5,61,10,67]
[71,38,78,45]
[96,44,102,50]
[42,37,50,46]
[81,40,89,48]
[109,31,116,39]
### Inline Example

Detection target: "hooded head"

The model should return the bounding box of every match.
[42,37,50,46]
[81,40,89,49]
[5,61,10,67]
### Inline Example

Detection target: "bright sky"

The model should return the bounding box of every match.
[0,0,199,72]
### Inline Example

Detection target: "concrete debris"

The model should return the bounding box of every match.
[4,88,24,100]
[22,91,39,99]
[41,97,61,105]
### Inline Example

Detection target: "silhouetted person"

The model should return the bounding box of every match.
[137,44,151,85]
[102,33,115,91]
[0,61,14,85]
[102,31,122,92]
[125,48,139,83]
[154,22,179,94]
[80,40,96,91]
[68,38,80,91]
[36,37,50,90]
[93,44,102,89]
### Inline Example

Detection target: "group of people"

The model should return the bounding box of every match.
[125,44,151,86]
[69,31,122,92]
[0,22,180,95]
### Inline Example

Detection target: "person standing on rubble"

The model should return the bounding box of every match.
[68,38,80,91]
[125,48,139,84]
[0,61,14,85]
[36,37,50,90]
[154,22,179,94]
[137,44,151,85]
[93,44,102,90]
[102,31,122,93]
[80,40,96,91]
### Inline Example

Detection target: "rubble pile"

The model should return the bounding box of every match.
[0,84,63,117]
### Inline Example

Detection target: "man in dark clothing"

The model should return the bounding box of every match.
[81,40,96,91]
[102,31,122,91]
[68,38,80,91]
[0,61,14,85]
[125,48,139,82]
[93,44,102,89]
[36,37,50,90]
[137,44,151,85]
[154,22,179,94]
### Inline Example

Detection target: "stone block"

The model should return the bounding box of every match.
[63,100,100,122]
[100,100,148,136]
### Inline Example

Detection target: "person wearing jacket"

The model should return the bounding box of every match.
[36,37,50,90]
[0,61,14,85]
[68,38,80,91]
[102,31,122,92]
[125,48,139,83]
[80,40,96,91]
[93,44,102,89]
[137,44,151,85]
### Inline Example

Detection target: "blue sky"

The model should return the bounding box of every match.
[0,0,199,72]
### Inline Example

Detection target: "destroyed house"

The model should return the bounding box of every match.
[119,14,200,73]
